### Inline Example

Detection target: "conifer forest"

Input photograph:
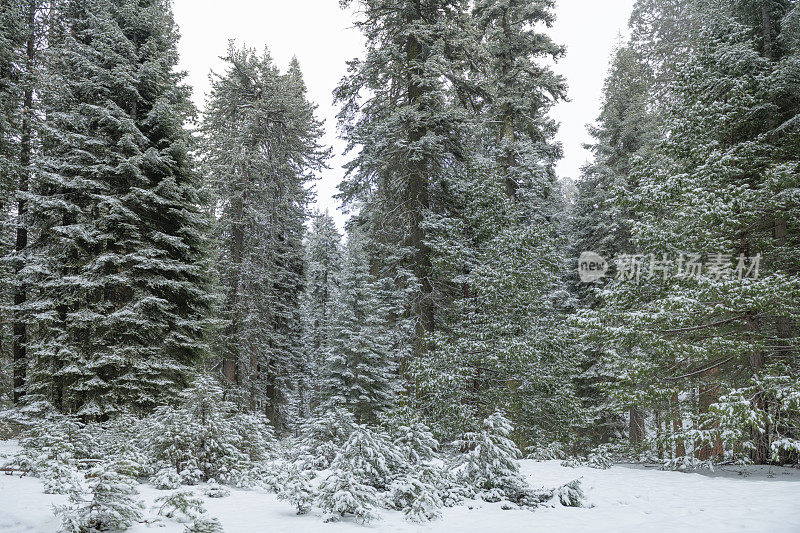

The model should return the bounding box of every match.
[0,0,798,532]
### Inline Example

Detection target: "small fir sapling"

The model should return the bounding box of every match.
[54,460,144,533]
[317,468,380,523]
[387,473,443,522]
[454,412,528,500]
[277,465,315,515]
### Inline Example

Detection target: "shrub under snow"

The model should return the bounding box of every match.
[317,468,380,523]
[54,459,144,533]
[454,412,528,500]
[277,464,315,515]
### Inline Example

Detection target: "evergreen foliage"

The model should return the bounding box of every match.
[300,211,342,413]
[139,376,275,484]
[321,229,397,423]
[23,0,212,417]
[200,43,327,428]
[317,468,380,524]
[55,459,144,533]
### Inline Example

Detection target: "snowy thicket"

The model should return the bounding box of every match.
[1,405,588,530]
[138,377,276,485]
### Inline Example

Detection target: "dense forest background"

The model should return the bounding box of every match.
[0,0,798,473]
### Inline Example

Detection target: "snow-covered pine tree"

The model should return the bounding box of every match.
[0,0,46,406]
[55,458,144,533]
[410,0,580,449]
[23,0,212,417]
[472,0,566,207]
[321,228,397,423]
[296,406,356,468]
[328,424,405,491]
[200,44,327,429]
[0,0,24,403]
[592,0,800,464]
[454,412,528,501]
[570,42,656,449]
[335,0,477,357]
[299,211,342,414]
[140,375,274,484]
[387,474,443,522]
[276,464,315,515]
[315,426,399,522]
[317,467,380,524]
[9,413,95,494]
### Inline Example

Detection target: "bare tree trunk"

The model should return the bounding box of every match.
[697,370,723,460]
[655,408,664,460]
[222,199,243,384]
[761,0,773,60]
[671,392,686,457]
[747,312,770,464]
[629,404,644,445]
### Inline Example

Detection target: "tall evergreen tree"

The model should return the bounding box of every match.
[0,0,24,403]
[322,228,397,424]
[24,0,212,417]
[0,0,47,406]
[410,0,577,448]
[335,0,476,352]
[571,42,656,447]
[590,0,800,463]
[472,0,565,206]
[300,210,342,413]
[200,44,326,429]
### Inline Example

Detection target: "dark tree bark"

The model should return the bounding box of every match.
[671,392,686,457]
[629,404,644,445]
[405,0,434,342]
[12,1,36,405]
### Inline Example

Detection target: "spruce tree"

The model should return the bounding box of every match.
[412,0,578,448]
[0,0,23,402]
[24,0,212,416]
[0,0,46,406]
[335,0,476,352]
[322,228,397,424]
[591,0,800,463]
[300,210,342,413]
[571,42,656,447]
[472,0,566,206]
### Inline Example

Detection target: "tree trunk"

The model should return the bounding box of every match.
[697,371,723,460]
[629,404,644,445]
[406,0,434,346]
[774,217,792,346]
[12,1,36,405]
[761,0,773,60]
[747,312,770,464]
[655,408,664,460]
[671,392,686,457]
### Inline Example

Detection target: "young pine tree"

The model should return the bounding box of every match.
[322,229,397,424]
[299,211,342,414]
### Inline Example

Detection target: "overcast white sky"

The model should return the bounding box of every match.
[172,0,636,229]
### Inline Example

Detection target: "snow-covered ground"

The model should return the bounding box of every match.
[1,439,798,533]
